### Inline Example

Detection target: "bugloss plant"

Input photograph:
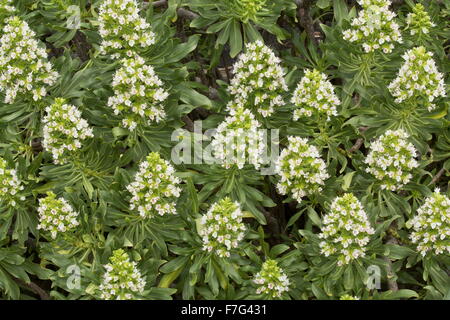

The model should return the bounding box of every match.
[365,129,419,191]
[408,189,450,257]
[211,106,266,169]
[343,0,402,53]
[0,0,15,22]
[0,157,24,208]
[42,98,94,165]
[275,136,329,203]
[228,40,287,117]
[37,192,80,239]
[98,0,155,59]
[406,3,435,36]
[291,69,340,121]
[199,197,246,258]
[388,46,446,111]
[99,249,146,300]
[126,152,182,219]
[253,259,290,299]
[0,16,58,104]
[108,54,168,131]
[318,193,375,266]
[231,0,267,23]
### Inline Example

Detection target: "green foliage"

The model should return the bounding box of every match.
[0,0,448,301]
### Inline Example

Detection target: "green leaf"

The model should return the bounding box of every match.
[229,20,243,58]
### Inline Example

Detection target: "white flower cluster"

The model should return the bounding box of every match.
[409,189,450,257]
[211,106,266,169]
[406,3,435,36]
[253,259,290,299]
[108,55,168,131]
[388,46,446,111]
[291,69,340,121]
[275,136,329,203]
[42,98,94,165]
[127,152,181,218]
[0,157,25,208]
[99,249,146,300]
[228,40,288,117]
[319,193,375,266]
[98,0,155,59]
[37,192,79,239]
[199,198,246,258]
[343,0,402,54]
[365,129,419,191]
[0,16,58,104]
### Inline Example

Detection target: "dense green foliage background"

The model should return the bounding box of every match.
[0,0,449,300]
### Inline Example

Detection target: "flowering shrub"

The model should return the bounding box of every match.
[127,152,181,218]
[253,259,290,299]
[319,193,375,266]
[406,3,435,36]
[0,16,58,103]
[228,40,288,117]
[291,69,340,120]
[98,249,146,300]
[42,98,94,164]
[275,136,329,203]
[211,106,266,169]
[37,192,79,239]
[0,157,24,208]
[408,190,450,257]
[0,0,448,302]
[343,0,402,53]
[98,0,155,59]
[388,46,446,111]
[108,54,168,131]
[198,197,246,258]
[365,129,419,191]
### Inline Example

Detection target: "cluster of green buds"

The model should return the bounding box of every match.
[365,129,419,191]
[275,136,329,203]
[108,54,168,131]
[126,152,182,219]
[229,0,267,23]
[98,0,156,59]
[291,69,340,121]
[99,249,146,300]
[319,193,375,266]
[253,259,290,299]
[0,157,25,208]
[199,197,246,258]
[37,192,80,239]
[408,189,449,257]
[388,46,446,111]
[228,40,288,117]
[406,3,435,36]
[343,0,402,54]
[42,98,94,165]
[211,106,266,169]
[0,16,59,104]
